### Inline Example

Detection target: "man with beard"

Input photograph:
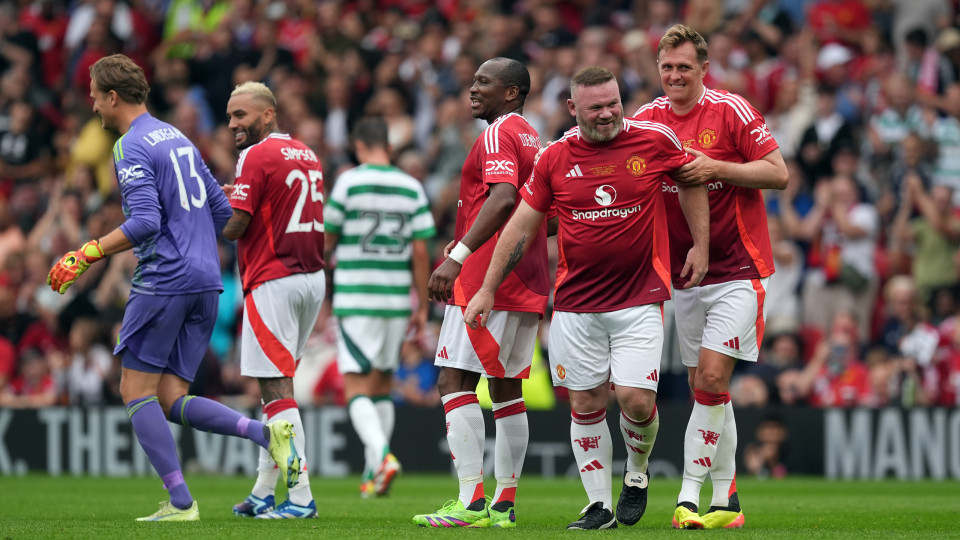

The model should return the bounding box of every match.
[464,66,709,529]
[222,81,326,519]
[412,57,548,529]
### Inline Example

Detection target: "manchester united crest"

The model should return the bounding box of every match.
[626,155,646,176]
[556,364,566,380]
[698,128,718,149]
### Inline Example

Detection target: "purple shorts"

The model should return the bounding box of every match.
[116,290,219,382]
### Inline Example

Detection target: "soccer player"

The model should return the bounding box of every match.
[222,81,326,519]
[411,57,549,529]
[464,66,709,530]
[324,117,436,497]
[47,54,298,522]
[633,24,790,529]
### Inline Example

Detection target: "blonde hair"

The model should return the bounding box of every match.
[230,81,277,109]
[658,24,709,65]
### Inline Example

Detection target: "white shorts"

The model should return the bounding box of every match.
[336,315,408,374]
[434,304,539,379]
[240,270,325,378]
[674,277,769,367]
[548,304,664,391]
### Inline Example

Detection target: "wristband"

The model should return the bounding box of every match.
[448,242,472,264]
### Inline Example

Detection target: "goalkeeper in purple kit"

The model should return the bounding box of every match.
[47,54,300,522]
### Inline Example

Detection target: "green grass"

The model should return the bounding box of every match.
[0,475,956,538]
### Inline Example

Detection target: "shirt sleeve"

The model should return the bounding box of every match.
[520,145,555,213]
[729,95,780,161]
[653,123,695,170]
[115,142,161,246]
[481,122,523,188]
[230,146,261,215]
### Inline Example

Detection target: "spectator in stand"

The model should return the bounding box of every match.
[61,317,112,406]
[796,85,856,184]
[0,346,56,407]
[779,310,874,407]
[784,160,881,342]
[925,83,960,202]
[866,73,925,179]
[892,175,960,304]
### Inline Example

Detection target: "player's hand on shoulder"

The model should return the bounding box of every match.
[221,184,235,197]
[678,244,708,289]
[463,289,494,329]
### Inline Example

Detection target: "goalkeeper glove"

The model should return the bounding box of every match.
[47,240,105,294]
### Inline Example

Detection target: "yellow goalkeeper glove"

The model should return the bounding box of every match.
[47,240,105,294]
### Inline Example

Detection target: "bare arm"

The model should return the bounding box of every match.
[98,227,134,255]
[673,148,790,190]
[676,184,710,288]
[428,182,518,303]
[408,238,430,339]
[463,200,545,328]
[221,208,252,240]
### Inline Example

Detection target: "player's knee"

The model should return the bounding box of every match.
[695,369,729,393]
[437,367,478,396]
[616,387,656,420]
[489,377,522,402]
[569,386,607,414]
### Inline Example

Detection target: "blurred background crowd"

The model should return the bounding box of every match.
[1,0,960,414]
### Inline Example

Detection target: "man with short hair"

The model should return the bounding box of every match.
[633,24,789,529]
[412,57,548,529]
[465,66,709,530]
[324,116,435,498]
[223,81,327,519]
[47,54,297,522]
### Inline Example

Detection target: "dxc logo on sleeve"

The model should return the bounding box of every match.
[485,160,515,175]
[118,165,145,185]
[750,123,773,144]
[231,184,250,202]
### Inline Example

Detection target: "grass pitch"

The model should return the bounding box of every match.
[0,474,955,539]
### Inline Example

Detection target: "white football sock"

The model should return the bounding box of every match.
[492,398,527,506]
[678,390,728,509]
[620,406,659,473]
[373,395,395,446]
[442,391,485,507]
[710,400,738,508]
[571,408,613,510]
[251,411,279,499]
[349,396,388,478]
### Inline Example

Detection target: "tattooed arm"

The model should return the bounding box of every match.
[463,200,545,328]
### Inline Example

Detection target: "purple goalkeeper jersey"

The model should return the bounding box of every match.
[113,113,232,295]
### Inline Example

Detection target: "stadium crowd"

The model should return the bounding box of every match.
[1,0,960,411]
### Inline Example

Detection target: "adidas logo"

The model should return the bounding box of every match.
[580,459,604,472]
[646,370,658,382]
[723,337,740,351]
[693,457,712,467]
[437,347,449,359]
[565,164,584,177]
[626,445,647,454]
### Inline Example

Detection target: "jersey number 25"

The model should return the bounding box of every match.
[285,169,324,234]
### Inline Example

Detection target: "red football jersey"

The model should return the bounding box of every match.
[231,133,325,294]
[453,113,549,315]
[522,119,693,312]
[634,88,778,288]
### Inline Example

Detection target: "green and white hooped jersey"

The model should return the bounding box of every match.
[324,164,436,317]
